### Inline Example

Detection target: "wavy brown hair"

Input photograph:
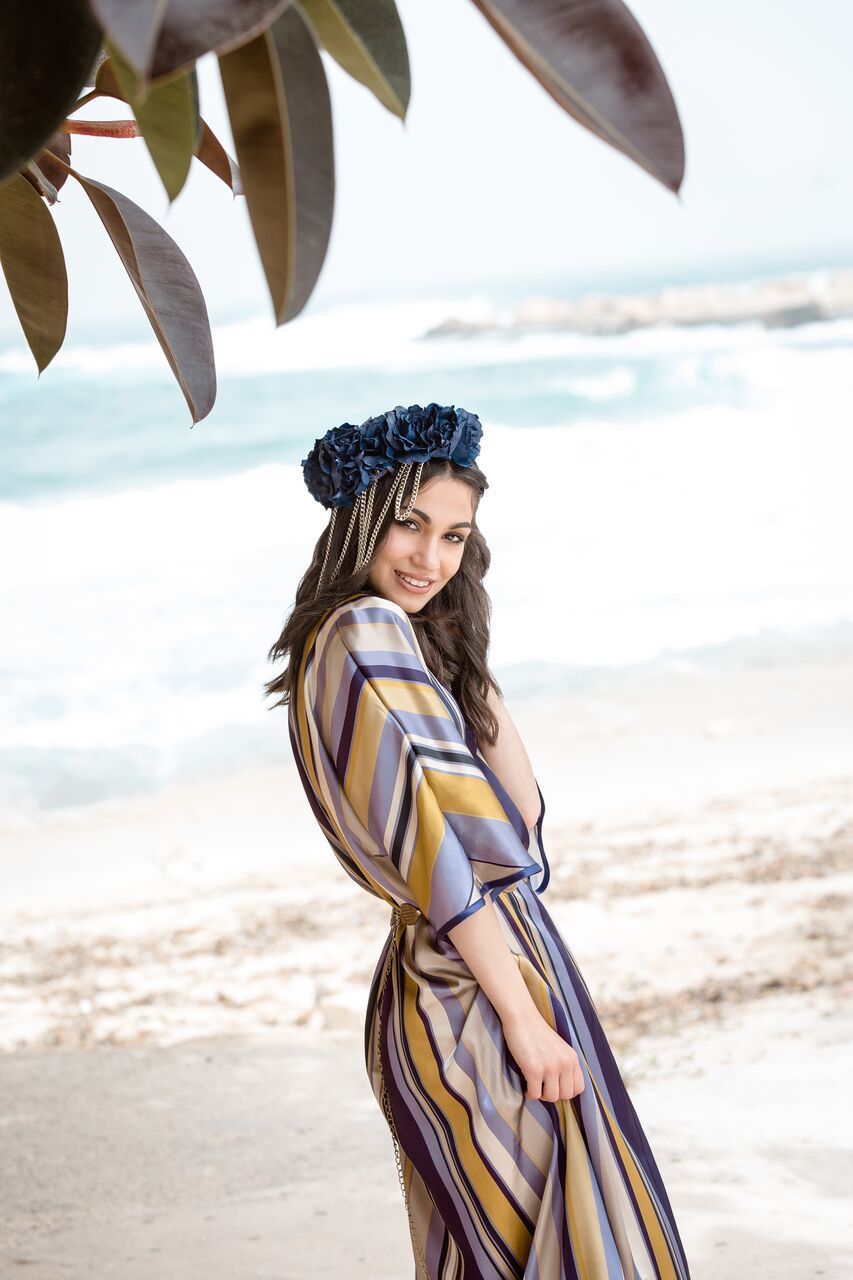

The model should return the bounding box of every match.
[264,456,505,747]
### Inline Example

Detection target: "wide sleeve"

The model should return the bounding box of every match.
[306,593,545,942]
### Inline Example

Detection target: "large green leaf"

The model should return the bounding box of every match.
[298,0,409,120]
[96,51,199,202]
[0,0,101,182]
[150,0,293,80]
[219,6,334,324]
[0,174,68,372]
[88,0,168,77]
[467,0,684,193]
[70,170,216,421]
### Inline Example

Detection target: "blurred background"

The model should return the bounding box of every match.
[3,0,853,815]
[1,1,851,1275]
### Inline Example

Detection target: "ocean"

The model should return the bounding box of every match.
[2,263,851,814]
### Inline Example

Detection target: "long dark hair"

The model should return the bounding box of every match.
[264,456,505,747]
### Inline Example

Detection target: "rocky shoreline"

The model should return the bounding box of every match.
[423,267,853,338]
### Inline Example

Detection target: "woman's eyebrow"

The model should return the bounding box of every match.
[410,507,472,530]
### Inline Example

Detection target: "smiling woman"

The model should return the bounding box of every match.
[265,403,692,1279]
[367,479,474,604]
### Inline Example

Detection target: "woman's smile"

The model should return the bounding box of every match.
[394,570,434,593]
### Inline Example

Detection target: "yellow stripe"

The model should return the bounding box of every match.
[588,1072,679,1278]
[561,1103,610,1279]
[400,962,533,1269]
[367,673,455,720]
[425,768,514,825]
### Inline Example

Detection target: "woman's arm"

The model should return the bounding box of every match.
[478,684,543,831]
[450,692,580,1101]
[447,897,584,1102]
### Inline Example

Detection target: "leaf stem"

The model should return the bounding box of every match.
[64,119,140,138]
[68,89,102,113]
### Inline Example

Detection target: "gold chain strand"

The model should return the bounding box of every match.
[315,506,338,595]
[394,459,424,522]
[334,493,362,577]
[359,467,407,569]
[375,904,431,1279]
[358,479,376,567]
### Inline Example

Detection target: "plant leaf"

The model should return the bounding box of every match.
[69,170,216,421]
[97,50,198,201]
[467,0,684,193]
[298,0,410,119]
[150,0,293,81]
[88,0,169,77]
[196,120,243,195]
[37,134,73,193]
[0,174,68,372]
[0,0,101,182]
[219,6,334,324]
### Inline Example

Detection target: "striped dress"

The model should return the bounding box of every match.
[288,591,692,1280]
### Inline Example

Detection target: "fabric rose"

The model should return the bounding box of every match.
[301,422,365,509]
[378,402,483,468]
[449,406,483,466]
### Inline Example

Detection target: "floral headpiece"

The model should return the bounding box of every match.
[301,402,483,594]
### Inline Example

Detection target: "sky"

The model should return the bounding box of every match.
[1,0,852,344]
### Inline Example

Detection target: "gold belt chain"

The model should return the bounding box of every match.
[376,901,431,1279]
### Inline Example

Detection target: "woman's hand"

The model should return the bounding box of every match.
[502,1006,586,1102]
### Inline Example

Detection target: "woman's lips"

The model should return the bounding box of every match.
[395,570,432,593]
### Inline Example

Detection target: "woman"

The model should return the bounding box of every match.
[266,403,691,1280]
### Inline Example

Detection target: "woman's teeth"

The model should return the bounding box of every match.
[395,570,431,592]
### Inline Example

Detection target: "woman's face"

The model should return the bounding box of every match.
[368,475,475,612]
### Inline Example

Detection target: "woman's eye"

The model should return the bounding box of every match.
[396,519,465,544]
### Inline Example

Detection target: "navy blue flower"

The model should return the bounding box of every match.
[380,402,482,468]
[302,404,483,508]
[359,412,398,483]
[301,422,364,509]
[382,403,446,464]
[448,406,482,466]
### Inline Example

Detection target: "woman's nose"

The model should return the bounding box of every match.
[413,539,441,570]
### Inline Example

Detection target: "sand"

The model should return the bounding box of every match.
[1,645,852,1277]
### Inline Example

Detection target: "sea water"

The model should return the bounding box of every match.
[1,268,851,813]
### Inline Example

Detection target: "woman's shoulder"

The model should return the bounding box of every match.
[322,591,409,634]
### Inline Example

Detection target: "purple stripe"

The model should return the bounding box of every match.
[409,989,539,1268]
[523,886,684,1246]
[452,1032,548,1202]
[549,1094,582,1279]
[590,1086,668,1278]
[380,975,512,1278]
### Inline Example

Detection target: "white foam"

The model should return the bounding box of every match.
[4,286,851,381]
[3,301,852,810]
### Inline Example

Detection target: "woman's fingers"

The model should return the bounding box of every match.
[540,1074,561,1103]
[558,1069,577,1100]
[509,1016,585,1101]
[532,1056,586,1102]
[525,1074,543,1101]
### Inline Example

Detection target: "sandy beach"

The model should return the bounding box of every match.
[2,642,852,1277]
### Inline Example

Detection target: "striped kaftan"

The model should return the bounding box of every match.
[288,591,692,1280]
